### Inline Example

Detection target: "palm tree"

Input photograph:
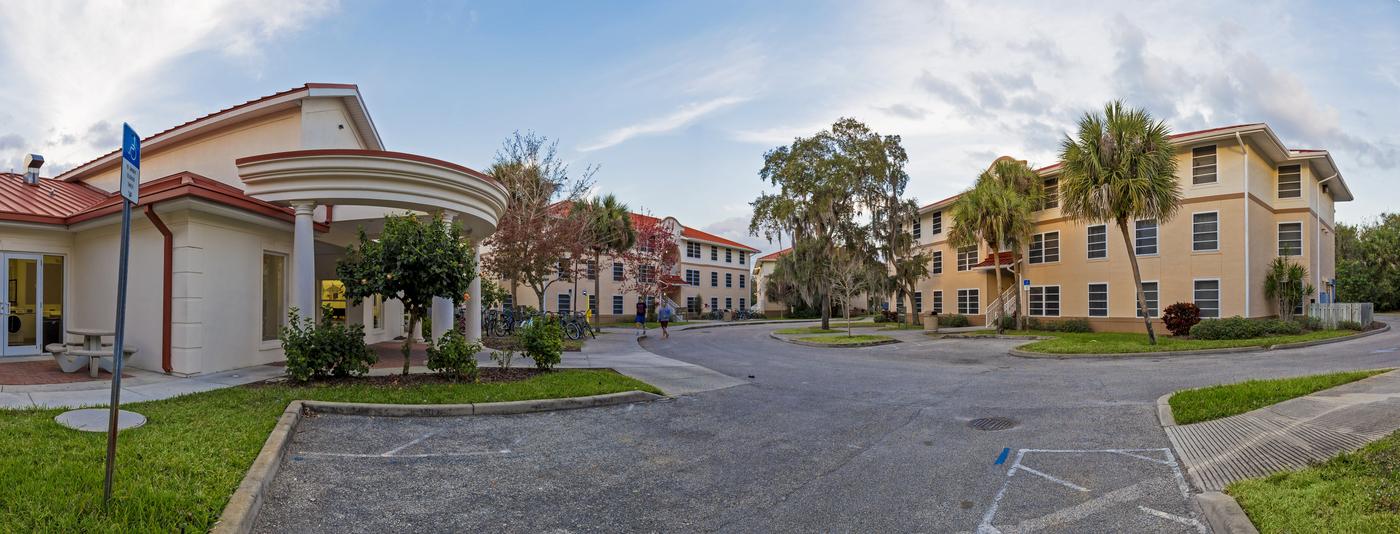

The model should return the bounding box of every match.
[949,180,1031,334]
[576,194,635,324]
[978,158,1043,330]
[1263,255,1314,321]
[1058,101,1181,344]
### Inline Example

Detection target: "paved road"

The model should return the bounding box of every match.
[254,320,1400,533]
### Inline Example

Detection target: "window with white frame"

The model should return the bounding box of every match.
[686,242,701,258]
[739,274,746,288]
[557,293,572,314]
[710,297,718,311]
[932,290,943,314]
[725,297,733,310]
[685,269,700,286]
[1087,225,1107,259]
[930,211,942,235]
[913,218,922,240]
[957,245,978,271]
[740,298,747,310]
[711,271,718,287]
[711,246,718,260]
[1029,286,1060,317]
[261,253,286,341]
[957,289,979,315]
[613,262,624,281]
[1042,178,1059,210]
[686,296,699,313]
[612,295,624,315]
[1030,231,1059,264]
[1278,165,1302,199]
[725,273,733,287]
[932,250,943,274]
[913,291,923,313]
[1278,222,1303,256]
[639,265,655,283]
[739,251,746,265]
[1135,220,1158,255]
[1088,283,1108,317]
[1192,145,1217,184]
[725,248,733,263]
[586,260,597,280]
[1192,212,1219,251]
[1194,280,1220,318]
[1137,282,1160,317]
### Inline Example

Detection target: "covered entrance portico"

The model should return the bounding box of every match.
[237,149,508,342]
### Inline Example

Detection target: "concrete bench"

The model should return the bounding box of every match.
[48,344,137,377]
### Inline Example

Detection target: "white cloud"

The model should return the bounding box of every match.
[578,95,749,152]
[0,0,337,171]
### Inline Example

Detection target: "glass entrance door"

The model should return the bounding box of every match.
[2,253,43,356]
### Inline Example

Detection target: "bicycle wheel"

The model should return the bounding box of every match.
[562,322,580,340]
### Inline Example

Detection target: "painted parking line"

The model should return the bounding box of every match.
[995,447,1011,465]
[974,448,1206,534]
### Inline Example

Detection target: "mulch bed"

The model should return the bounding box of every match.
[250,367,546,388]
[482,336,583,352]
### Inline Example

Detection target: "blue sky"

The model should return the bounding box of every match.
[1,0,1398,256]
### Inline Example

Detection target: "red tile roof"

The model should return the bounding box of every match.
[681,226,759,252]
[0,173,108,224]
[756,247,791,262]
[970,251,1017,269]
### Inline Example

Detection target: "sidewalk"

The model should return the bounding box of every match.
[1165,369,1400,491]
[0,364,286,410]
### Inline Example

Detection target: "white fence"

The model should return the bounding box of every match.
[1308,303,1373,329]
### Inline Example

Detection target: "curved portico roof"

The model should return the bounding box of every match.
[235,149,509,237]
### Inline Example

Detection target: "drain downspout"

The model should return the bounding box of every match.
[143,204,174,374]
[1315,173,1338,299]
[1236,132,1250,317]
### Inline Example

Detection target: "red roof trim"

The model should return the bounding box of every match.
[756,247,791,262]
[970,251,1016,269]
[0,173,108,222]
[235,149,500,186]
[680,227,760,252]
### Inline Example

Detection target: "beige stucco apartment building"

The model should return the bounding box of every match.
[0,84,507,375]
[498,213,759,321]
[911,123,1352,330]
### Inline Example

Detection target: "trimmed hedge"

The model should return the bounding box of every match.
[1026,317,1094,333]
[1190,317,1303,340]
[939,314,970,327]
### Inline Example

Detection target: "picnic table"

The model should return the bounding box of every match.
[47,328,135,378]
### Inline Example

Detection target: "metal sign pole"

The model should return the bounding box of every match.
[102,198,132,502]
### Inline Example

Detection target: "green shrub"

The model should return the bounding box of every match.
[1161,302,1201,336]
[491,348,517,369]
[279,307,376,382]
[1337,320,1365,331]
[998,316,1017,330]
[426,329,481,381]
[939,314,970,327]
[1190,316,1297,340]
[1056,318,1093,333]
[1261,319,1303,336]
[518,317,564,370]
[1295,315,1322,331]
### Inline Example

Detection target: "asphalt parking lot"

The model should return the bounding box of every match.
[254,320,1400,532]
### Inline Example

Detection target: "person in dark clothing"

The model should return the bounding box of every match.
[635,298,648,337]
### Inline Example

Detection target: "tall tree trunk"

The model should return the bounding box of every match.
[845,292,853,337]
[992,251,1005,334]
[821,293,831,330]
[1117,220,1157,344]
[1014,260,1026,330]
[402,312,418,376]
[593,250,603,329]
[906,282,919,326]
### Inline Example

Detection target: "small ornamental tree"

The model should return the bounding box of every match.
[1161,302,1201,337]
[619,213,681,310]
[337,212,477,375]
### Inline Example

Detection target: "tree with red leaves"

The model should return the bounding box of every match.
[619,214,681,313]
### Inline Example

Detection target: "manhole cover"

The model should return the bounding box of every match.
[968,417,1017,431]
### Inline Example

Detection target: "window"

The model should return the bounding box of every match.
[957,245,978,271]
[261,253,285,341]
[556,259,569,278]
[725,273,733,287]
[686,296,699,313]
[1137,282,1160,318]
[1042,178,1059,210]
[586,260,597,280]
[1194,280,1220,318]
[1278,165,1301,199]
[1029,286,1060,317]
[612,295,624,315]
[711,271,718,287]
[686,242,701,258]
[371,295,382,329]
[710,297,718,311]
[912,218,922,240]
[913,291,923,314]
[896,295,906,313]
[639,265,655,283]
[1279,222,1303,256]
[1088,283,1108,317]
[932,250,943,274]
[739,298,747,310]
[613,262,624,281]
[588,294,597,314]
[725,248,733,263]
[1192,212,1219,252]
[930,211,942,235]
[557,293,571,314]
[1087,225,1107,259]
[1030,232,1059,264]
[725,297,733,310]
[739,252,747,265]
[739,274,746,288]
[503,294,514,310]
[685,269,700,286]
[1135,220,1158,255]
[957,289,980,315]
[320,280,348,323]
[932,290,943,314]
[1192,145,1217,184]
[711,246,718,260]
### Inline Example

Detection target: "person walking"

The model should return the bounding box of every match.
[635,297,648,337]
[658,300,675,339]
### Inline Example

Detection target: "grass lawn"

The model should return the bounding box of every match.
[774,327,841,335]
[0,370,657,532]
[1169,369,1388,425]
[1229,428,1400,533]
[1015,329,1354,354]
[793,334,895,345]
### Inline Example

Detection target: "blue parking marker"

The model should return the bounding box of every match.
[994,447,1011,465]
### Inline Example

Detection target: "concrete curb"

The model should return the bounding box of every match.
[1195,491,1260,534]
[678,319,824,331]
[1156,392,1177,427]
[935,333,1056,341]
[766,331,900,348]
[210,390,661,533]
[1009,322,1390,359]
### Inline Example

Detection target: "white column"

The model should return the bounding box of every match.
[430,211,458,342]
[291,201,317,321]
[466,241,482,342]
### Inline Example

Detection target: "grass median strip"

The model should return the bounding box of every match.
[774,327,841,335]
[792,334,895,345]
[1016,329,1354,354]
[0,369,657,533]
[1229,428,1400,533]
[1169,369,1388,425]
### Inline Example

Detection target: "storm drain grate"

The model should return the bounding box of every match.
[968,417,1018,431]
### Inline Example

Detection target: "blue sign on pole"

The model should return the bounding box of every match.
[120,124,140,203]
